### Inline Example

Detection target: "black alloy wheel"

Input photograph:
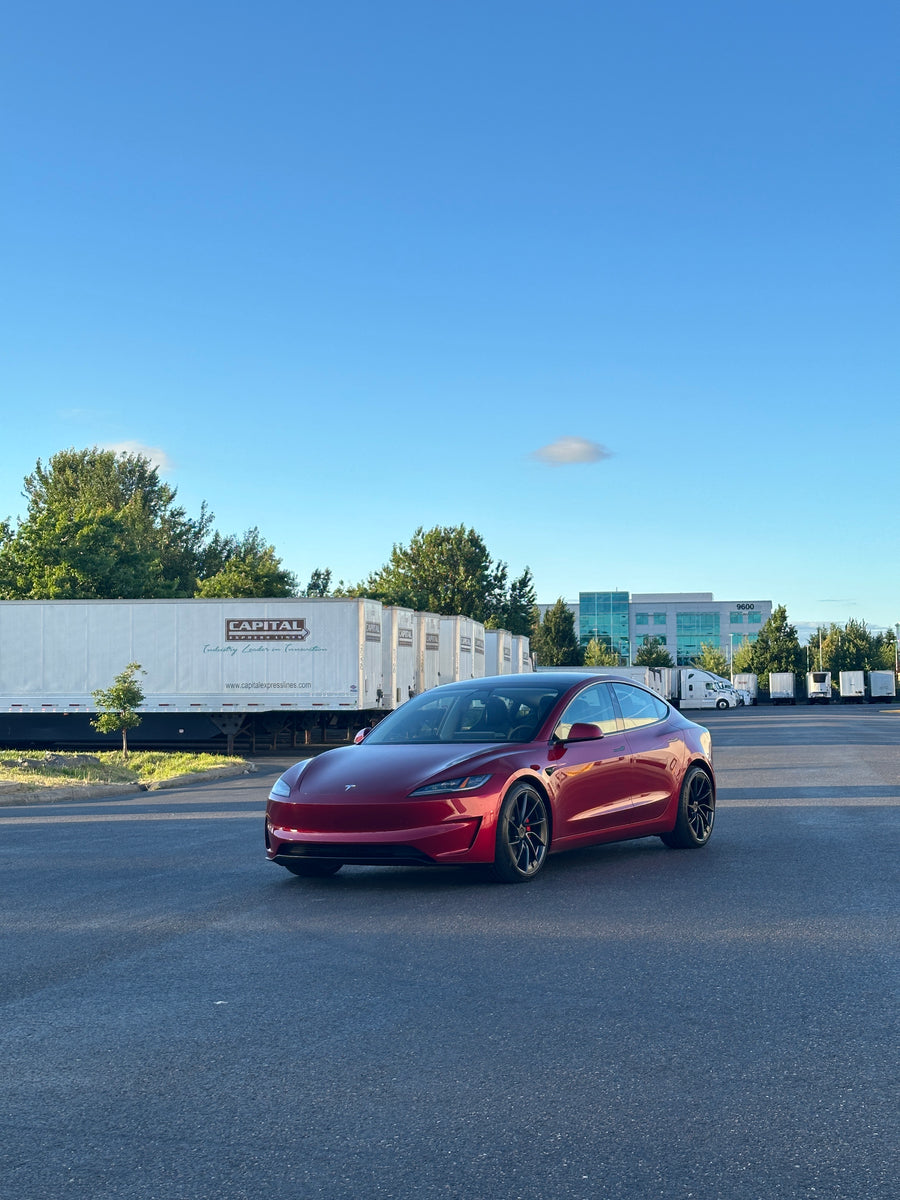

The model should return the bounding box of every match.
[660,765,715,849]
[490,783,550,883]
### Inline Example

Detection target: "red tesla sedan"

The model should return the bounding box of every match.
[265,671,715,884]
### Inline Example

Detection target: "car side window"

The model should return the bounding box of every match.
[610,682,668,729]
[554,683,619,739]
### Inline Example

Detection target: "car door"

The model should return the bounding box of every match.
[609,681,684,820]
[545,683,636,843]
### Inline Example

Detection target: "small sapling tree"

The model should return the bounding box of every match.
[91,662,146,759]
[584,637,620,667]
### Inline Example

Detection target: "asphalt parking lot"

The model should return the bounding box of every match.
[1,705,897,1200]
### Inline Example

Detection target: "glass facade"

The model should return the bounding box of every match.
[537,593,772,669]
[579,591,631,659]
[676,611,720,665]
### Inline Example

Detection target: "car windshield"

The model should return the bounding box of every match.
[364,684,564,745]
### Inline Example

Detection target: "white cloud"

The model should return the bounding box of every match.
[102,441,175,473]
[532,436,613,466]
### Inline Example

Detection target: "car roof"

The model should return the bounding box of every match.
[434,671,625,691]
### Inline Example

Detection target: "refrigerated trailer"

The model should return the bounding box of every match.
[806,671,832,704]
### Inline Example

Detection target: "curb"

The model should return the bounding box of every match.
[0,763,257,807]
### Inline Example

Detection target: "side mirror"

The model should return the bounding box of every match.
[353,727,372,745]
[564,722,603,742]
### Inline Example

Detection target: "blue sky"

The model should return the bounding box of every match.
[1,1,897,640]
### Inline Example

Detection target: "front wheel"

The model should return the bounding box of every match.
[490,783,550,883]
[716,698,728,709]
[660,766,715,849]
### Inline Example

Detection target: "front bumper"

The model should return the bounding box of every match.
[265,795,495,865]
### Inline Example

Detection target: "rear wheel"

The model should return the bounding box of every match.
[660,766,715,849]
[490,783,550,883]
[281,860,343,877]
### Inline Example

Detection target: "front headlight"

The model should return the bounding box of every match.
[410,774,491,797]
[268,759,314,800]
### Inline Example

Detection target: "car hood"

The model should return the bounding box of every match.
[292,743,514,800]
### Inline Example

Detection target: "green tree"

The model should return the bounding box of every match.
[634,637,675,668]
[357,525,534,631]
[531,599,582,667]
[731,637,756,674]
[0,447,296,601]
[91,662,146,759]
[872,628,897,671]
[692,641,730,677]
[817,618,891,674]
[748,604,803,690]
[584,637,620,666]
[302,567,333,597]
[485,566,537,636]
[196,528,296,598]
[0,447,211,598]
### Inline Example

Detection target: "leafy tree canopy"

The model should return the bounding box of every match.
[584,637,620,667]
[634,637,675,668]
[91,662,146,758]
[302,567,333,597]
[730,637,756,674]
[0,447,295,600]
[747,604,804,685]
[355,525,535,635]
[692,642,730,677]
[196,528,296,598]
[531,599,582,667]
[803,620,896,674]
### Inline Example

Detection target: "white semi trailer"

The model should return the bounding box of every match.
[381,606,417,709]
[806,671,832,704]
[868,670,896,701]
[839,671,865,703]
[734,676,758,700]
[0,599,529,751]
[768,673,797,705]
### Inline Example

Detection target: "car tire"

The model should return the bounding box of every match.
[489,783,550,883]
[660,765,715,849]
[281,860,343,878]
[716,698,729,709]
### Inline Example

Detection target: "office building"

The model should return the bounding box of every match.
[540,592,772,666]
